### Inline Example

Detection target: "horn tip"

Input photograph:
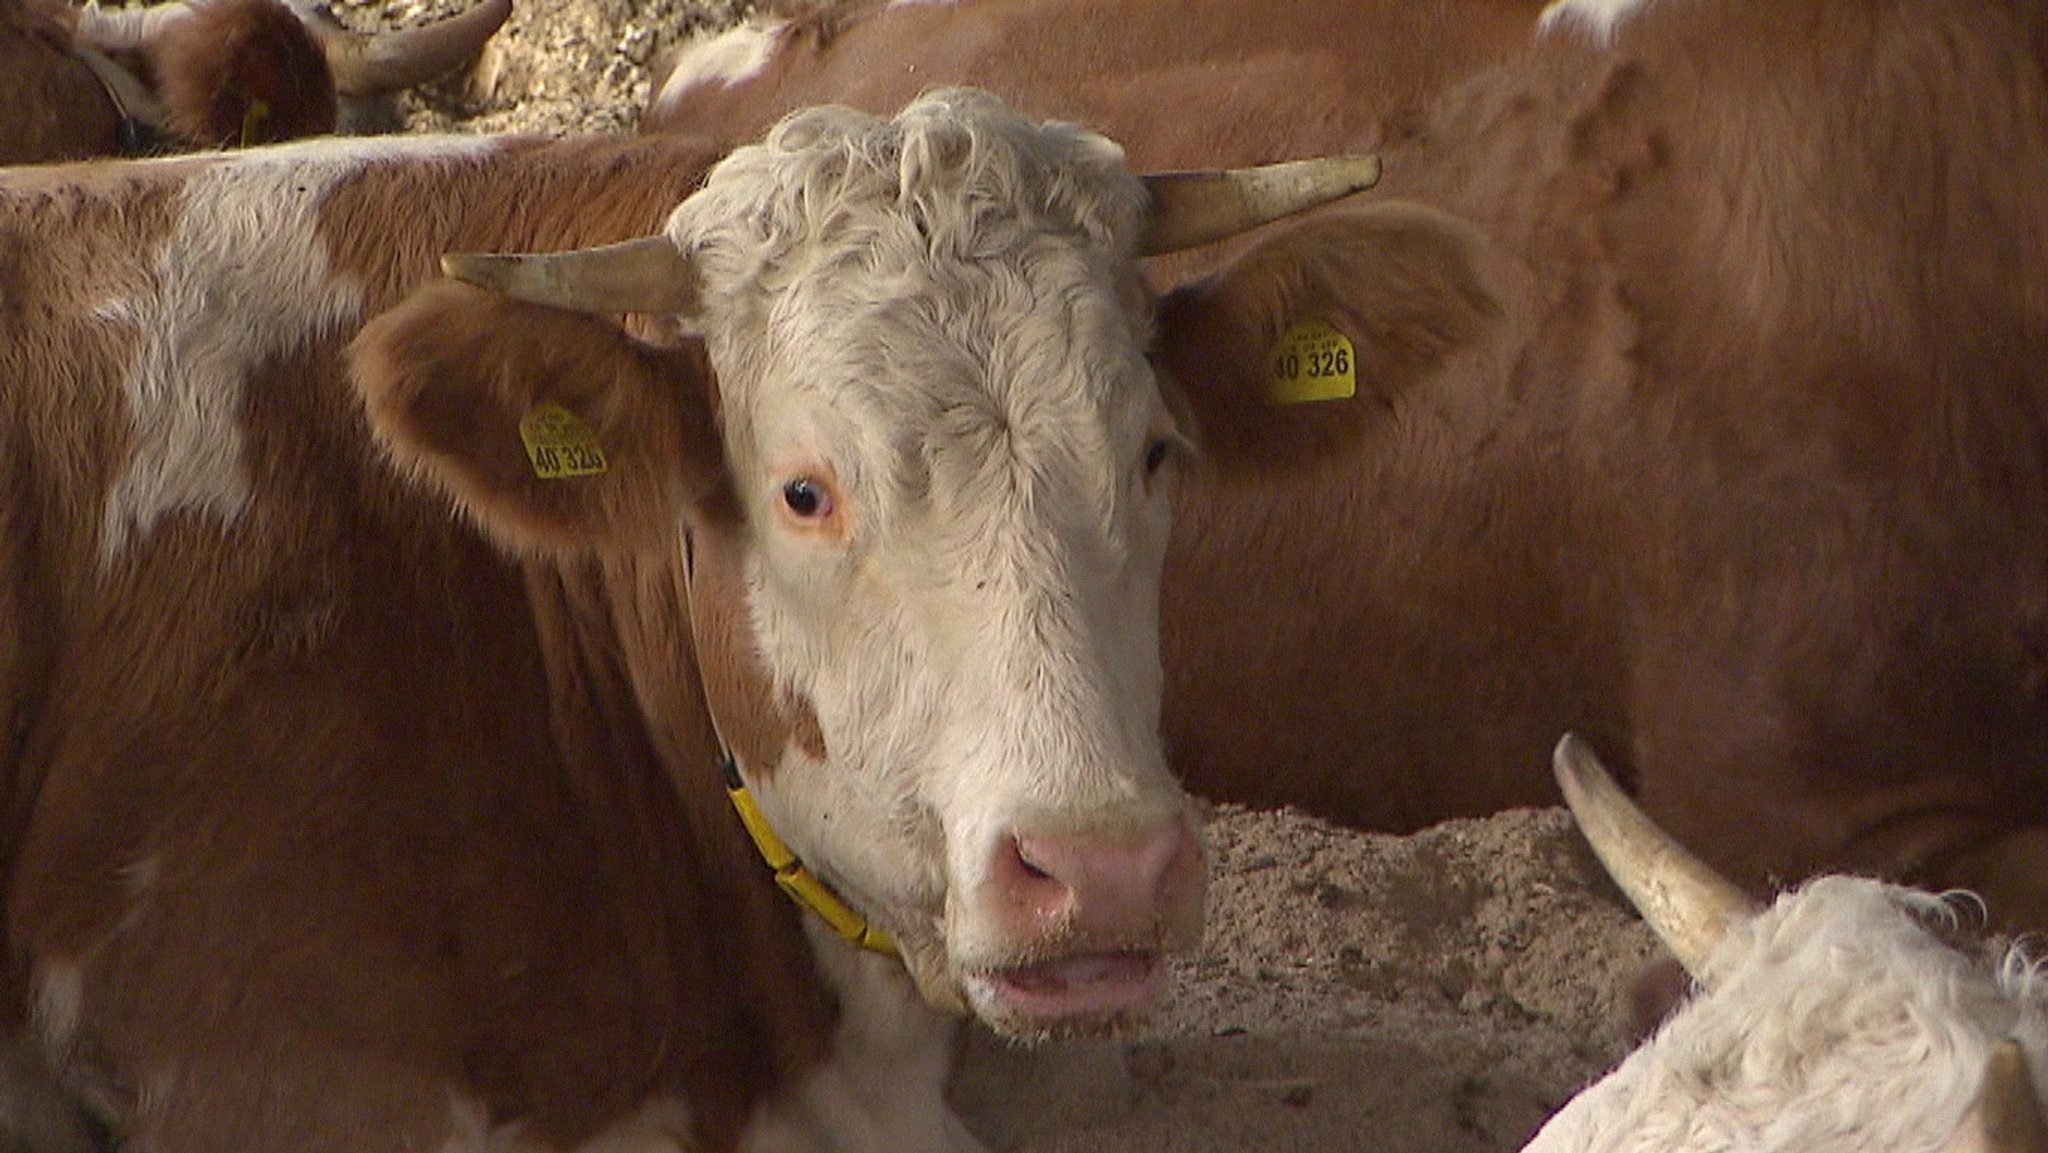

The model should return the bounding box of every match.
[1341,153,1383,192]
[1552,731,1599,793]
[439,251,497,287]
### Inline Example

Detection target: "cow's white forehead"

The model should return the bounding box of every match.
[661,89,1158,515]
[662,88,1148,333]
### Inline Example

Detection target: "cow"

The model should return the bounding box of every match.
[645,0,2048,933]
[0,90,1380,1151]
[0,0,509,164]
[1537,733,2048,1153]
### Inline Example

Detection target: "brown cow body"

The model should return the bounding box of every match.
[0,134,842,1153]
[652,0,2048,926]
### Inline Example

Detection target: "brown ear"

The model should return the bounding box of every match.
[350,279,727,557]
[1152,202,1500,474]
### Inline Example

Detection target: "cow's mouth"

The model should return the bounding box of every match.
[972,950,1166,1031]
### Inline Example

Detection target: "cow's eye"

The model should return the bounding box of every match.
[782,477,833,519]
[1143,438,1173,477]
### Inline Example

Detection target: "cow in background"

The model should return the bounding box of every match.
[1541,733,2048,1153]
[647,0,2048,933]
[0,91,1375,1150]
[0,0,508,163]
[644,0,1548,172]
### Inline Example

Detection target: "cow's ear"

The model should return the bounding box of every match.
[350,279,727,557]
[1152,202,1500,474]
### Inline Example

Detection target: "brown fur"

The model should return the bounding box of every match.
[643,0,1550,172]
[0,0,119,163]
[0,134,836,1152]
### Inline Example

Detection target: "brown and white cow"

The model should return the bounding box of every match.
[648,0,2048,932]
[0,92,1377,1151]
[0,0,508,164]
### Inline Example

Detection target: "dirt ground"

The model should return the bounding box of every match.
[323,2,1667,1148]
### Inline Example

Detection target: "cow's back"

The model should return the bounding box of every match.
[648,0,1549,170]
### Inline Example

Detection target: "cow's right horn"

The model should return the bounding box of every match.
[288,0,511,96]
[1939,1040,2048,1153]
[1138,154,1382,256]
[1552,733,1761,985]
[441,236,700,317]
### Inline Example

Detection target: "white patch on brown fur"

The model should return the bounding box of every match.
[98,136,497,562]
[650,19,787,117]
[29,964,83,1059]
[738,922,983,1153]
[1538,0,1658,41]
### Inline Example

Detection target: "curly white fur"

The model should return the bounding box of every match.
[1524,877,2048,1153]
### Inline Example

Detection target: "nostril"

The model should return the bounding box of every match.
[996,834,1078,926]
[1005,821,1194,927]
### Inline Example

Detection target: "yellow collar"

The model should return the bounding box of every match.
[721,754,899,957]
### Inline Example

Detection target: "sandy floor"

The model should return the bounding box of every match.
[324,3,1670,1147]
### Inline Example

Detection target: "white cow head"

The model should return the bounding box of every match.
[352,88,1380,1039]
[1535,735,2048,1153]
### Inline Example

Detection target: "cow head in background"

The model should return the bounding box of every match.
[1542,734,2048,1153]
[351,89,1382,1039]
[0,0,507,163]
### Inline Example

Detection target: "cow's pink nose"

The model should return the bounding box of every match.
[996,820,1198,935]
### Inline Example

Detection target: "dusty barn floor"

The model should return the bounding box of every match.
[322,0,1664,1147]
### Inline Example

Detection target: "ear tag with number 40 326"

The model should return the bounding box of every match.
[1268,320,1357,404]
[519,402,610,479]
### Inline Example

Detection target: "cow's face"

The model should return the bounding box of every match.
[675,95,1206,1034]
[355,91,1208,1039]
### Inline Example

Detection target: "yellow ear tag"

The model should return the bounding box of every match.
[1267,320,1357,404]
[518,402,610,479]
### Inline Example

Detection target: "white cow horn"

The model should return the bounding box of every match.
[71,1,198,49]
[288,0,511,96]
[1941,1040,2048,1153]
[1138,154,1382,256]
[440,236,700,317]
[1552,733,1761,984]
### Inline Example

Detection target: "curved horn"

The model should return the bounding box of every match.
[440,236,699,317]
[1552,733,1761,984]
[1138,153,1382,256]
[71,1,198,50]
[1941,1040,2048,1153]
[289,0,510,96]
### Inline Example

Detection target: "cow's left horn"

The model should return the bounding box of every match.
[289,0,511,96]
[440,236,700,316]
[1552,733,1761,985]
[1138,154,1382,256]
[1939,1040,2048,1153]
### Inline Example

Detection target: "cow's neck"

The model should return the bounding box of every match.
[682,521,899,957]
